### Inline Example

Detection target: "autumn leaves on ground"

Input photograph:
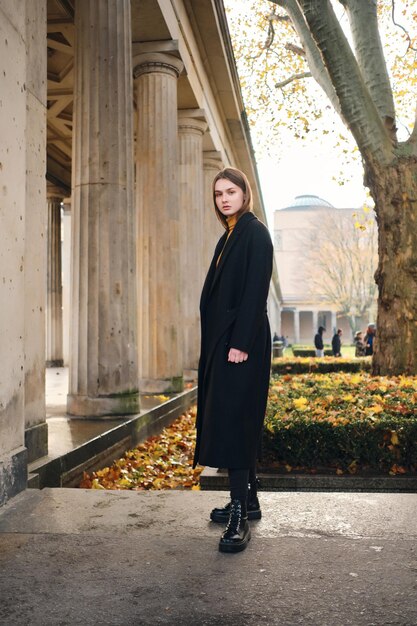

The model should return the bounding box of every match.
[80,367,417,491]
[80,407,203,491]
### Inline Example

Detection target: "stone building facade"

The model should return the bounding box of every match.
[0,0,281,505]
[274,195,375,345]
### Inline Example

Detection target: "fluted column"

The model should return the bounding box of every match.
[202,151,223,279]
[134,52,184,393]
[68,0,139,416]
[46,191,63,367]
[178,112,207,375]
[312,310,318,333]
[331,311,337,334]
[294,310,300,344]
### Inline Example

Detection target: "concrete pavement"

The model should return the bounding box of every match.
[0,489,416,625]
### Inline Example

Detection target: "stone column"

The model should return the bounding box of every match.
[46,191,63,367]
[134,52,184,393]
[331,311,337,334]
[24,0,48,465]
[312,310,318,334]
[67,0,139,416]
[178,111,207,376]
[294,310,300,344]
[62,199,71,366]
[202,151,223,280]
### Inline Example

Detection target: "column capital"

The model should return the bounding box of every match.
[178,111,208,135]
[47,185,64,202]
[203,150,223,170]
[133,52,184,80]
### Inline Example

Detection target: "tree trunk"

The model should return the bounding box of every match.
[365,155,417,375]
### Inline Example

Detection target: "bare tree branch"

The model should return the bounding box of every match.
[296,0,395,165]
[391,0,417,53]
[285,42,306,57]
[276,71,311,88]
[302,209,378,332]
[269,0,342,116]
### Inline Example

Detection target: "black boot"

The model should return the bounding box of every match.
[218,499,251,553]
[210,482,261,524]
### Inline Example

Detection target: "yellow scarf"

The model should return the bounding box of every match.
[216,214,238,267]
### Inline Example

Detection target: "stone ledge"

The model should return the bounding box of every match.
[29,387,197,489]
[25,422,48,463]
[200,466,417,493]
[0,447,27,506]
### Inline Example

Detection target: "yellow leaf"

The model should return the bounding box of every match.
[366,404,384,414]
[91,479,105,490]
[293,397,308,409]
[391,431,399,446]
[118,478,132,488]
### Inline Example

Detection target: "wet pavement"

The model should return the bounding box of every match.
[0,488,416,625]
[41,368,183,465]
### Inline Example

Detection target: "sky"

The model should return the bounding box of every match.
[257,146,368,229]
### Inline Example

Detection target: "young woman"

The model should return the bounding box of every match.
[194,167,273,553]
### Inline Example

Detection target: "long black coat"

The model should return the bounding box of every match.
[194,212,273,469]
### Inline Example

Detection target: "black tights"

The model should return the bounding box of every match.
[228,466,257,516]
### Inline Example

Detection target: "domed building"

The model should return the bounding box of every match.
[274,195,377,346]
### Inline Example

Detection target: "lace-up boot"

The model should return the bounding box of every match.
[218,499,251,553]
[210,481,262,523]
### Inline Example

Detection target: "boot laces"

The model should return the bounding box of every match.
[225,500,241,533]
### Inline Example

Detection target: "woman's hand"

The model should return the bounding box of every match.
[228,348,248,363]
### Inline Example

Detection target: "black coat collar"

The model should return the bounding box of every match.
[208,212,257,298]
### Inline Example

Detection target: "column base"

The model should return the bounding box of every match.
[67,391,140,417]
[46,359,64,368]
[139,376,184,394]
[0,447,27,506]
[183,368,198,382]
[25,422,48,463]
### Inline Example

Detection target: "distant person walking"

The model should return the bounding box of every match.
[194,167,273,554]
[331,329,343,357]
[364,324,376,356]
[314,326,325,357]
[354,331,366,357]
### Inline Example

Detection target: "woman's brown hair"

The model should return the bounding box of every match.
[212,167,253,229]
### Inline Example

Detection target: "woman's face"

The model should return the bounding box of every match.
[214,178,245,217]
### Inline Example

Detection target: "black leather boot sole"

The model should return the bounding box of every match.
[210,501,261,524]
[219,520,251,553]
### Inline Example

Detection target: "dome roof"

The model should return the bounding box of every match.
[281,194,334,210]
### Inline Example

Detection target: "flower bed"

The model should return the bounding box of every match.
[262,372,417,475]
[272,357,372,375]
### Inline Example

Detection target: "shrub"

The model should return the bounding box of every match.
[271,357,372,375]
[262,372,417,474]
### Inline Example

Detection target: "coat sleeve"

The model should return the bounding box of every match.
[229,223,273,354]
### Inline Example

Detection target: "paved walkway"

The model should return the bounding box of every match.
[0,488,416,625]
